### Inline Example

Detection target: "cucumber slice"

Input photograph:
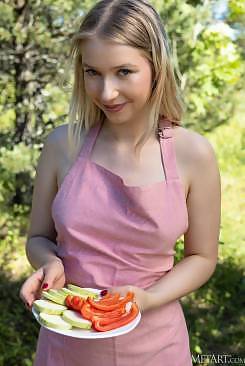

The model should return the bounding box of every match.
[48,289,67,300]
[62,310,92,329]
[39,312,72,330]
[67,284,100,298]
[33,299,67,315]
[59,288,90,299]
[42,291,66,305]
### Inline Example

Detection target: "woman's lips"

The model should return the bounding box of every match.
[103,102,128,112]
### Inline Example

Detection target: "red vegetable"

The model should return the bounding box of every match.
[91,306,126,321]
[92,303,139,332]
[98,293,121,305]
[88,291,134,311]
[81,303,107,320]
[65,295,84,311]
[65,295,73,309]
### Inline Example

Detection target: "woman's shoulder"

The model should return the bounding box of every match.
[173,124,220,198]
[174,124,217,167]
[46,123,87,158]
[45,123,69,147]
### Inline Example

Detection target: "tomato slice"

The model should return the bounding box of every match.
[65,295,73,308]
[71,296,84,311]
[72,296,81,305]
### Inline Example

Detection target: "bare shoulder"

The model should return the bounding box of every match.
[46,123,86,160]
[173,124,218,167]
[45,124,69,151]
[172,124,220,199]
[45,123,88,189]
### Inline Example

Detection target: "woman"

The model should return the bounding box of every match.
[19,0,221,365]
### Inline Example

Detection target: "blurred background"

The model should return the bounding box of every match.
[0,0,244,365]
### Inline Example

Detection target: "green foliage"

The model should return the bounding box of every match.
[0,143,40,214]
[228,0,245,23]
[0,272,39,366]
[207,104,245,261]
[153,0,243,131]
[184,257,244,358]
[185,29,243,131]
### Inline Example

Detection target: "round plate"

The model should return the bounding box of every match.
[32,288,141,339]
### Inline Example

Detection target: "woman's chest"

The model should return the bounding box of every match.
[57,144,190,201]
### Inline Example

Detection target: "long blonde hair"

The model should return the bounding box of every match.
[64,0,184,160]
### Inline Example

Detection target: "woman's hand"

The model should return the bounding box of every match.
[19,257,65,311]
[106,285,154,313]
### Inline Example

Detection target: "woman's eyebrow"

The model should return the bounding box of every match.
[82,63,138,69]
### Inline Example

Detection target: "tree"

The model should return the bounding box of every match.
[152,0,243,131]
[0,0,87,145]
[0,0,91,216]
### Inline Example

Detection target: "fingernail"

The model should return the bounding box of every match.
[25,301,31,309]
[100,289,108,296]
[42,283,48,289]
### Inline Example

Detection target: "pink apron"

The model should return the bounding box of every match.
[34,118,193,366]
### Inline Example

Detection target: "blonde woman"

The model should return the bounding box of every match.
[19,0,221,365]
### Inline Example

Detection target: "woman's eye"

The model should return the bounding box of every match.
[84,69,97,76]
[119,68,132,76]
[84,69,132,77]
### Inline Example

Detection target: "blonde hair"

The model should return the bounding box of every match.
[64,0,184,160]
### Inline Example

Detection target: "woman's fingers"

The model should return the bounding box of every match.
[39,258,66,291]
[19,261,66,310]
[19,268,44,307]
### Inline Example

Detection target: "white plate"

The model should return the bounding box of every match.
[32,288,141,339]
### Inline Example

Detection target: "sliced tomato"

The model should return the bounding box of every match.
[71,296,84,311]
[72,296,81,306]
[93,303,139,332]
[65,295,73,308]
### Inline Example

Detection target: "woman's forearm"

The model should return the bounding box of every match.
[146,254,217,309]
[26,236,61,270]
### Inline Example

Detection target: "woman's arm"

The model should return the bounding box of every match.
[146,133,221,309]
[19,127,67,308]
[25,128,60,269]
[26,236,61,270]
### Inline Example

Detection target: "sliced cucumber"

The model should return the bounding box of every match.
[48,289,68,303]
[42,291,66,305]
[33,299,67,315]
[62,310,92,329]
[67,284,100,298]
[39,312,72,330]
[48,289,67,299]
[59,288,89,299]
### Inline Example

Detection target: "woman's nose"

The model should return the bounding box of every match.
[100,79,119,102]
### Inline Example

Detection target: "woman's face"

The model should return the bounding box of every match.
[81,37,154,125]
